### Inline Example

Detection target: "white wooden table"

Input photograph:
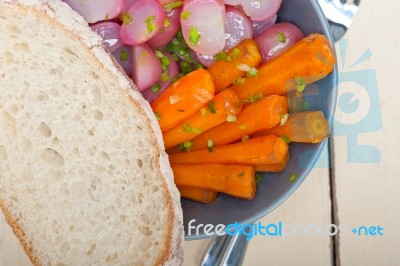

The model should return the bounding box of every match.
[2,0,399,265]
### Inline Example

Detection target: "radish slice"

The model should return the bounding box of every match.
[120,0,166,45]
[121,0,138,13]
[90,22,123,53]
[224,0,242,5]
[147,7,182,48]
[195,53,216,68]
[255,22,304,62]
[142,52,179,103]
[240,0,281,22]
[180,0,226,55]
[112,45,133,76]
[224,6,253,50]
[252,14,277,36]
[63,0,122,23]
[131,44,162,91]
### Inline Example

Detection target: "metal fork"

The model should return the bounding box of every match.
[318,0,361,42]
[200,1,361,265]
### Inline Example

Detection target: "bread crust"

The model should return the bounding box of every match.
[0,0,183,265]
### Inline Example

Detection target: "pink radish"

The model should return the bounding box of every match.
[180,0,226,55]
[147,7,182,48]
[121,0,137,14]
[224,6,253,50]
[255,22,304,62]
[252,14,277,36]
[63,0,122,23]
[131,44,162,91]
[120,0,166,45]
[141,52,179,103]
[91,22,123,53]
[241,0,282,21]
[112,45,133,76]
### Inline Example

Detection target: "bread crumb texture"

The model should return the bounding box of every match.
[0,2,182,265]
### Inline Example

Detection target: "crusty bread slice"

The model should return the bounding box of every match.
[0,0,183,265]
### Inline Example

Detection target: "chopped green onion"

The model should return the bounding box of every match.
[256,173,264,185]
[122,13,133,25]
[144,15,157,33]
[215,51,228,61]
[227,115,237,122]
[200,107,207,117]
[181,11,192,20]
[207,139,214,152]
[182,123,202,134]
[150,83,161,93]
[163,1,183,12]
[246,67,258,78]
[179,141,193,151]
[239,124,247,130]
[160,72,170,82]
[120,50,128,61]
[189,27,201,46]
[289,173,297,183]
[164,18,171,28]
[281,135,290,143]
[231,48,241,60]
[208,101,216,114]
[302,101,311,111]
[104,13,109,20]
[295,77,306,92]
[280,113,289,126]
[277,32,287,43]
[248,93,263,103]
[154,112,161,120]
[242,135,249,142]
[233,77,246,85]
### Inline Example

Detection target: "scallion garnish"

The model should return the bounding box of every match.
[144,15,157,33]
[295,77,306,92]
[208,101,216,114]
[181,11,192,20]
[207,139,214,152]
[163,1,183,12]
[189,27,201,46]
[277,32,287,43]
[150,83,161,93]
[122,12,133,25]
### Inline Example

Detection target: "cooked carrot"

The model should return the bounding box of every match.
[179,95,288,151]
[178,187,218,204]
[173,164,256,200]
[169,135,288,165]
[162,89,243,149]
[254,152,290,172]
[229,34,336,101]
[207,39,263,93]
[251,111,329,143]
[151,68,215,132]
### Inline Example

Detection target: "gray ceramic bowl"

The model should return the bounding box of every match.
[184,0,338,240]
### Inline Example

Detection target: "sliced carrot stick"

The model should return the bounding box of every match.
[254,152,290,172]
[178,187,218,204]
[180,95,288,151]
[173,164,256,200]
[229,34,336,101]
[251,111,329,143]
[207,39,263,93]
[151,68,215,132]
[162,89,243,149]
[169,135,288,165]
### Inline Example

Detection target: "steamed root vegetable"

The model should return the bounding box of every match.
[255,22,305,62]
[180,0,226,55]
[147,7,182,48]
[185,95,288,151]
[112,45,133,76]
[169,135,289,165]
[120,0,166,45]
[90,22,123,53]
[230,34,336,100]
[178,187,218,204]
[121,0,137,13]
[173,164,256,200]
[225,0,282,22]
[252,14,277,36]
[151,68,215,132]
[162,89,243,149]
[254,152,290,172]
[251,111,329,143]
[64,0,122,23]
[207,39,263,93]
[141,52,179,103]
[224,6,253,50]
[131,44,162,91]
